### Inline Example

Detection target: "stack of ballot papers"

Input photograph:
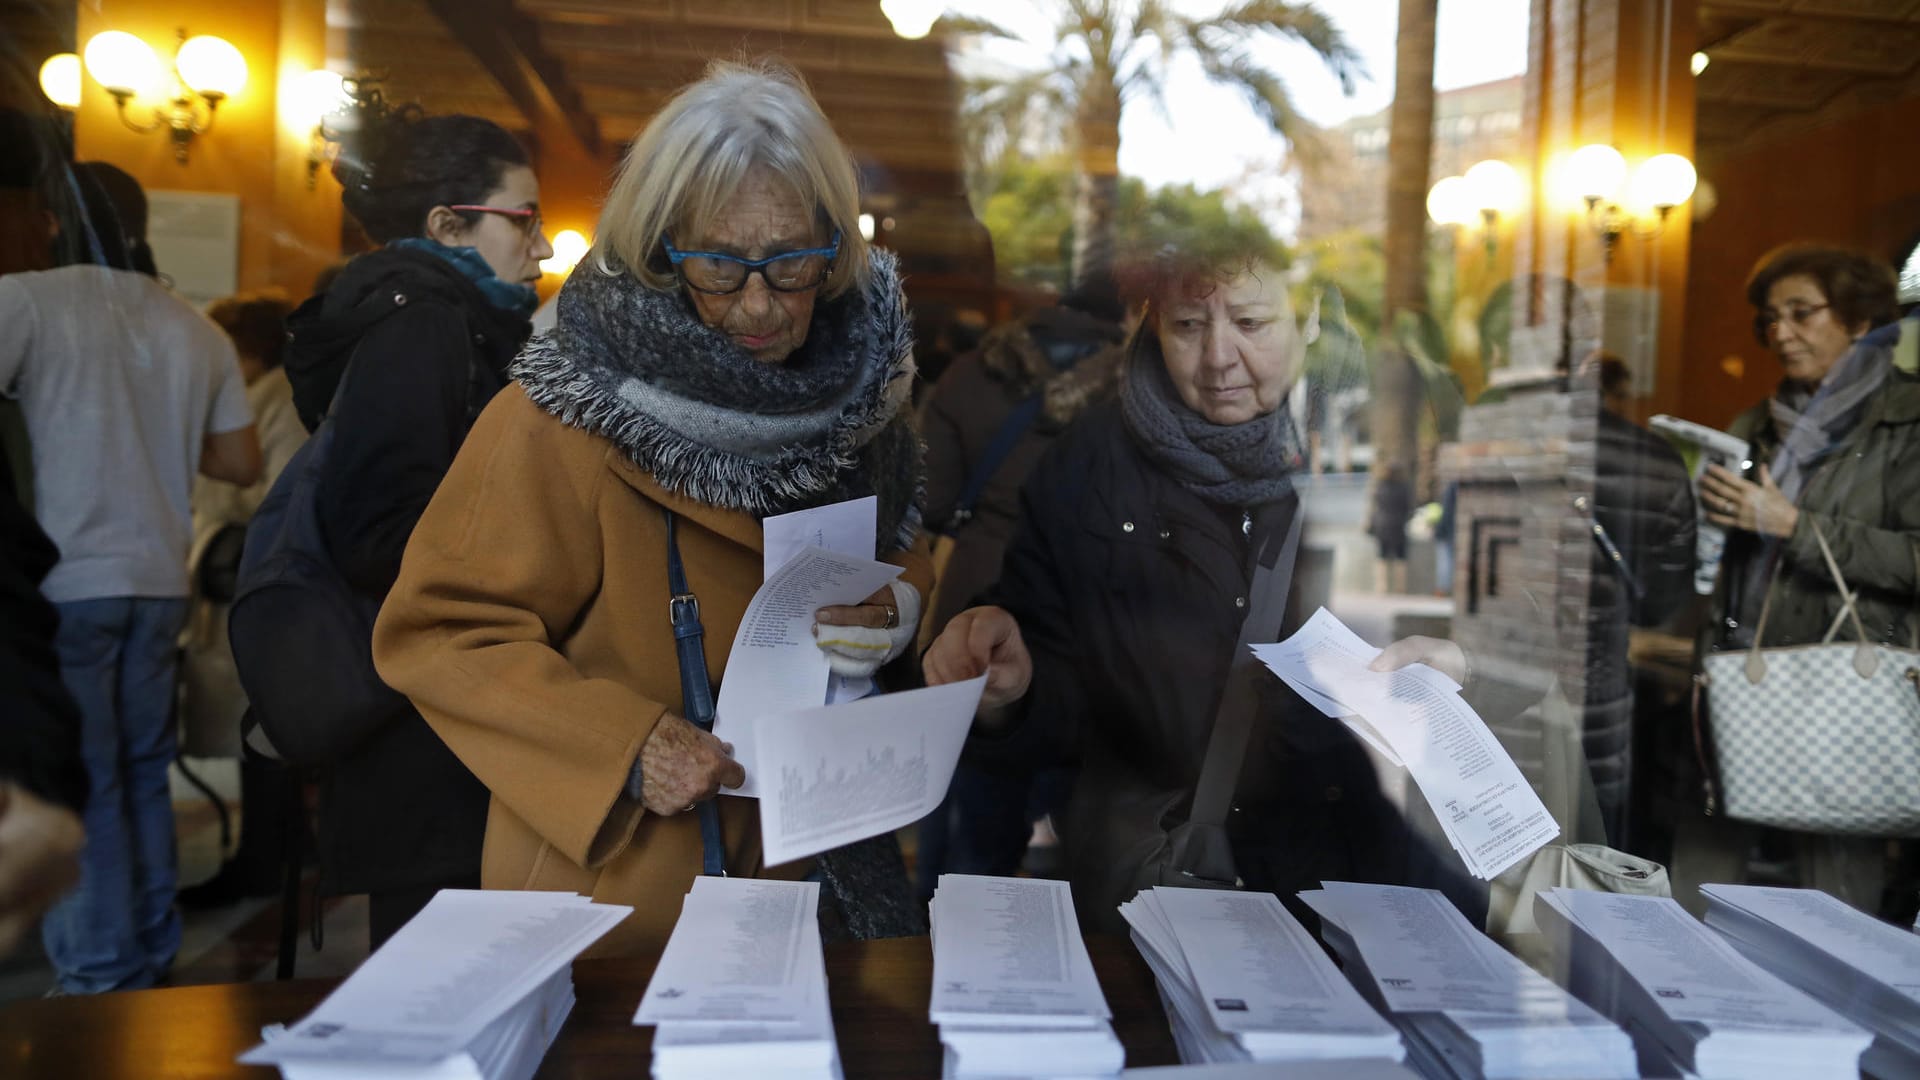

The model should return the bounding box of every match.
[1702,883,1920,1079]
[930,874,1124,1078]
[633,877,840,1080]
[1252,609,1558,880]
[239,890,631,1080]
[1299,881,1636,1079]
[1118,886,1404,1067]
[1533,888,1872,1079]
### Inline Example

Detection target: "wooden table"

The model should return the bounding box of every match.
[0,935,1178,1078]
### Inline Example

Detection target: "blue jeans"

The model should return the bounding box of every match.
[41,597,189,993]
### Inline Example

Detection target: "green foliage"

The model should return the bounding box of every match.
[979,156,1286,290]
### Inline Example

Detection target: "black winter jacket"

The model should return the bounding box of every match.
[977,403,1480,931]
[283,247,529,895]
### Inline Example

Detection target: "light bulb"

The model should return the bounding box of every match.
[83,31,163,98]
[542,229,590,275]
[858,213,876,241]
[290,69,349,129]
[1629,153,1697,212]
[1463,159,1524,217]
[1566,143,1627,204]
[176,35,247,99]
[880,0,941,39]
[1690,51,1709,76]
[1425,176,1475,228]
[39,53,81,109]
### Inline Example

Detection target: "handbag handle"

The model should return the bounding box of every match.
[1743,516,1879,682]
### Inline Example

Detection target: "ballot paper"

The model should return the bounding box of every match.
[1120,1062,1419,1078]
[1534,888,1871,1079]
[240,891,629,1073]
[1119,886,1403,1067]
[713,546,902,797]
[762,496,878,583]
[1252,608,1558,880]
[757,674,986,865]
[1300,882,1636,1079]
[1703,884,1920,1078]
[638,877,841,1079]
[635,877,821,1026]
[931,874,1122,1077]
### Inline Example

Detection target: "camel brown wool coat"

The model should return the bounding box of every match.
[372,385,934,954]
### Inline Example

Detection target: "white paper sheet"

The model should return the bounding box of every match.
[713,547,902,798]
[762,497,878,582]
[1149,887,1398,1040]
[756,675,986,866]
[240,891,627,1066]
[930,875,1111,1026]
[635,878,820,1026]
[1254,608,1557,879]
[1540,890,1864,1036]
[1702,884,1920,1002]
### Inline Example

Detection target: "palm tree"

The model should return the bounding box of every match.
[1374,0,1438,497]
[960,0,1362,286]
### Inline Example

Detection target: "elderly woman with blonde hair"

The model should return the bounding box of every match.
[372,60,930,951]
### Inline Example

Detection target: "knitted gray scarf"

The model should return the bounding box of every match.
[1119,329,1303,507]
[513,248,923,553]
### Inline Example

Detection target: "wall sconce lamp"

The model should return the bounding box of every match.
[82,29,247,164]
[880,0,943,39]
[1427,159,1524,254]
[1565,145,1697,263]
[39,53,82,110]
[288,69,352,189]
[541,229,590,276]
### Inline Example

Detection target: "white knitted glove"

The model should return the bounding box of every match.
[815,580,920,679]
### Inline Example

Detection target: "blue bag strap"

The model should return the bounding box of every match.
[944,393,1044,532]
[663,509,727,877]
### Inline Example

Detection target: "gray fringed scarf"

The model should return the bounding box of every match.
[1119,330,1303,507]
[512,248,927,941]
[1732,337,1894,640]
[513,248,923,554]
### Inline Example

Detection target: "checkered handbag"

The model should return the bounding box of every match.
[1704,520,1920,836]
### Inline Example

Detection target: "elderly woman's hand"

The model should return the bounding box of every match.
[634,713,745,816]
[1702,463,1800,539]
[1367,635,1469,686]
[924,605,1033,712]
[814,582,920,678]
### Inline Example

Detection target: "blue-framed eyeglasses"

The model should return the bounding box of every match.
[661,230,841,295]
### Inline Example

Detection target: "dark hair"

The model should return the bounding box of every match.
[331,87,531,244]
[207,289,295,370]
[66,162,156,277]
[1745,244,1898,345]
[1596,353,1632,397]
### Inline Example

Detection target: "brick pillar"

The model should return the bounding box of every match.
[1445,0,1698,823]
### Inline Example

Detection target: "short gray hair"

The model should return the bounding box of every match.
[593,59,869,300]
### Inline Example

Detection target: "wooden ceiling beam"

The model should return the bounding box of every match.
[536,19,950,79]
[421,0,604,157]
[516,0,907,40]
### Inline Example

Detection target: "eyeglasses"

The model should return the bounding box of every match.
[448,204,544,239]
[1752,302,1831,344]
[661,230,840,295]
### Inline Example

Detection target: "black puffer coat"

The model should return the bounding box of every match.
[283,247,529,895]
[973,402,1482,932]
[1582,410,1696,822]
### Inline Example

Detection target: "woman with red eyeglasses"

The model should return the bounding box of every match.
[277,91,553,946]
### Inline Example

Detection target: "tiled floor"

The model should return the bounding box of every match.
[0,759,374,1007]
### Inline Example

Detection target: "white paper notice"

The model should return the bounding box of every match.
[762,496,877,583]
[1703,884,1920,1002]
[713,547,901,798]
[757,675,986,866]
[1254,608,1558,880]
[634,878,819,1026]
